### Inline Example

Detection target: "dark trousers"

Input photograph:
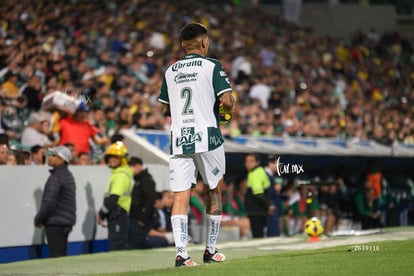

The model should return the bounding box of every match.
[45,225,72,257]
[129,220,168,249]
[361,216,381,230]
[267,211,280,237]
[128,220,149,249]
[248,215,267,238]
[108,209,129,251]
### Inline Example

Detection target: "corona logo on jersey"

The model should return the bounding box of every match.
[172,59,202,71]
[304,217,324,237]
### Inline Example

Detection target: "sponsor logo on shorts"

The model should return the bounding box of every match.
[212,167,220,176]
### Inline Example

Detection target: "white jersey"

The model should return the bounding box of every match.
[159,54,232,155]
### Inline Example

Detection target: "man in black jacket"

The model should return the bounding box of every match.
[128,156,158,249]
[34,146,76,257]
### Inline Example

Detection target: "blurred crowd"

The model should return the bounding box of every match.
[1,0,414,165]
[189,154,414,238]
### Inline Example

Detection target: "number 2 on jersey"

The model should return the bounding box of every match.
[181,88,194,115]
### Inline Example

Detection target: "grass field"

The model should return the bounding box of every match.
[1,227,413,276]
[130,240,414,276]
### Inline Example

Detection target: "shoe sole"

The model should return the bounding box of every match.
[203,253,226,263]
[176,258,198,267]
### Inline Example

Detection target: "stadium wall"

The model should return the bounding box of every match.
[0,165,168,263]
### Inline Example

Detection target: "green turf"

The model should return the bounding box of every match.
[1,228,413,276]
[109,240,414,276]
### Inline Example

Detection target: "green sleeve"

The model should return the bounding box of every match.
[354,192,371,217]
[280,201,287,215]
[311,197,319,211]
[222,191,233,214]
[190,195,205,213]
[158,73,169,104]
[291,201,300,216]
[210,58,232,96]
[235,195,246,216]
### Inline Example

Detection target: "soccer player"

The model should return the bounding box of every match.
[158,23,235,267]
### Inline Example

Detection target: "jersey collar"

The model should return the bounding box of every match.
[183,53,204,59]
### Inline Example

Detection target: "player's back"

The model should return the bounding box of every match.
[165,54,217,126]
[161,54,225,154]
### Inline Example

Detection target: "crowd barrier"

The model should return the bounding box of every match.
[132,129,414,157]
[0,164,168,263]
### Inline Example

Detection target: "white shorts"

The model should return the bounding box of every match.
[169,146,225,192]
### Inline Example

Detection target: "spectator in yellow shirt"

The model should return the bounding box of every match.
[1,71,19,100]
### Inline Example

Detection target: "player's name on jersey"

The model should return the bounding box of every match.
[183,118,195,123]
